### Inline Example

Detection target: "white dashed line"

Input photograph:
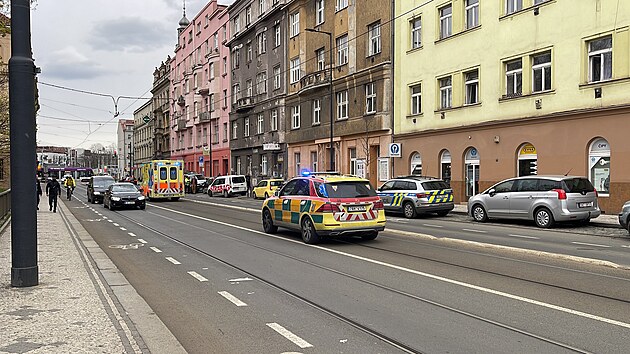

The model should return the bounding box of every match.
[137,239,147,244]
[107,220,113,223]
[423,224,443,228]
[166,257,181,265]
[113,223,119,226]
[508,234,540,240]
[266,323,313,349]
[149,247,162,253]
[120,227,127,231]
[218,291,248,307]
[102,216,108,219]
[462,228,487,234]
[188,271,208,282]
[571,242,611,248]
[622,245,630,249]
[128,232,136,237]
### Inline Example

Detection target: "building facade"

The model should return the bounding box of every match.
[227,0,289,181]
[283,0,393,188]
[394,0,630,213]
[133,99,153,173]
[152,57,172,160]
[116,119,134,179]
[170,1,232,176]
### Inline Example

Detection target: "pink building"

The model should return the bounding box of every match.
[170,1,231,176]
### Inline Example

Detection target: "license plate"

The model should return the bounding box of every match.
[578,202,593,208]
[125,201,135,205]
[347,206,366,212]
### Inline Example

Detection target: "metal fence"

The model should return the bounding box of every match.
[0,189,10,221]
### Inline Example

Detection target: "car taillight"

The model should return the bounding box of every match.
[594,189,598,197]
[373,200,384,210]
[316,203,340,213]
[416,193,427,198]
[553,189,567,200]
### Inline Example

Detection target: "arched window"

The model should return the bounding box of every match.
[517,143,538,177]
[589,138,610,194]
[440,150,451,185]
[410,152,422,175]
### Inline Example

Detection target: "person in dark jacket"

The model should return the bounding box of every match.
[37,178,42,210]
[46,177,61,213]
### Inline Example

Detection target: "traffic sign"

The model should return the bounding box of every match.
[389,143,401,158]
[198,156,204,167]
[143,115,150,123]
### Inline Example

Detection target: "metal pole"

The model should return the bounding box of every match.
[10,0,38,287]
[328,33,334,172]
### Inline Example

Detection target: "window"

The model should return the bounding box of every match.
[440,150,451,185]
[234,14,240,34]
[589,138,610,194]
[313,99,321,125]
[209,94,215,111]
[410,84,421,115]
[246,43,253,62]
[232,84,240,104]
[223,25,227,41]
[311,151,318,171]
[439,5,452,39]
[588,36,612,83]
[290,12,300,37]
[294,152,301,176]
[349,148,357,175]
[223,123,228,142]
[465,70,479,105]
[273,65,281,89]
[232,48,240,69]
[316,48,325,71]
[505,59,522,97]
[336,0,348,11]
[214,33,219,49]
[246,79,253,97]
[244,117,250,137]
[209,63,215,79]
[257,32,267,54]
[259,0,266,14]
[257,113,264,134]
[532,52,552,92]
[223,89,228,107]
[232,121,238,139]
[274,25,281,47]
[336,90,348,120]
[506,0,522,14]
[337,35,348,66]
[365,82,376,114]
[257,72,267,94]
[223,57,227,74]
[466,0,479,29]
[316,0,325,25]
[270,109,278,131]
[290,57,301,83]
[292,105,301,129]
[518,143,538,177]
[261,155,268,175]
[246,6,252,26]
[411,18,421,49]
[212,121,219,143]
[368,22,381,56]
[439,76,452,109]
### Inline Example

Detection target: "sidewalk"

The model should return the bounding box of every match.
[451,203,621,228]
[0,200,186,353]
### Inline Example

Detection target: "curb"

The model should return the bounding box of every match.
[450,210,621,229]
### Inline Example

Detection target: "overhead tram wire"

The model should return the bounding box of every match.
[39,97,114,113]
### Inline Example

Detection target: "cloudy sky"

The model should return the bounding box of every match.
[33,0,234,150]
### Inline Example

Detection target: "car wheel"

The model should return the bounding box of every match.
[403,201,417,219]
[109,202,116,211]
[361,231,378,241]
[626,220,630,234]
[139,204,146,210]
[472,204,488,222]
[436,210,449,217]
[264,192,269,199]
[262,209,278,234]
[253,191,258,199]
[534,208,555,228]
[300,217,320,244]
[171,197,180,201]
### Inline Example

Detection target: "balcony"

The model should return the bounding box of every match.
[235,96,255,112]
[198,112,211,123]
[299,70,331,94]
[176,119,187,131]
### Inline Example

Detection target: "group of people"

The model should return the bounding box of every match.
[37,175,76,213]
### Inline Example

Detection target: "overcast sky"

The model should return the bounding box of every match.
[33,0,234,150]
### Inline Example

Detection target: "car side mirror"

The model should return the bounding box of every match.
[488,188,496,197]
[274,190,280,197]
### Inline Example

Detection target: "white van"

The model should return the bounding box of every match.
[208,175,248,197]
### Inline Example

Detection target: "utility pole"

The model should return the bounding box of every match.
[10,0,39,287]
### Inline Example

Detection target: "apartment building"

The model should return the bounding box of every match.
[227,0,289,180]
[151,57,171,160]
[117,119,134,179]
[170,1,231,176]
[284,0,393,188]
[394,0,630,213]
[133,99,153,172]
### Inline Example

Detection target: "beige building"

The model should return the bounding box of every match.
[394,0,630,213]
[133,99,153,172]
[284,0,393,188]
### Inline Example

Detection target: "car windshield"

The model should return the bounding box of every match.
[233,176,246,184]
[112,185,138,193]
[315,181,377,198]
[270,180,283,187]
[421,181,450,190]
[94,178,115,188]
[562,178,595,193]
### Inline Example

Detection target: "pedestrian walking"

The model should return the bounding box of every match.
[46,176,61,213]
[36,177,42,210]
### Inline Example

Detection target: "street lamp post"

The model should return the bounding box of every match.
[305,28,335,171]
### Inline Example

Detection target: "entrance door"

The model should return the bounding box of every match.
[466,164,479,197]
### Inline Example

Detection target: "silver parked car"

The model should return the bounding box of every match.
[468,175,601,228]
[618,201,630,233]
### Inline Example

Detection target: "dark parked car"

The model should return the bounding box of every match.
[87,175,116,204]
[103,183,146,211]
[619,201,630,233]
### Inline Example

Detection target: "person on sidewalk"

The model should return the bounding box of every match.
[46,176,61,213]
[37,177,42,210]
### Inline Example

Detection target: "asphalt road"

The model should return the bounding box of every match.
[66,185,630,353]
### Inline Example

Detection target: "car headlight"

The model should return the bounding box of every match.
[111,197,121,201]
[93,192,100,195]
[138,196,145,200]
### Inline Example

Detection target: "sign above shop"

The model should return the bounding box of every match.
[263,143,281,151]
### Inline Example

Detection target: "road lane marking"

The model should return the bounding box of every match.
[120,227,127,231]
[508,234,540,240]
[229,277,253,282]
[103,216,108,219]
[137,239,147,244]
[113,223,119,226]
[188,271,208,282]
[149,247,162,253]
[622,245,630,249]
[107,220,113,223]
[128,232,136,237]
[462,228,487,234]
[266,323,313,349]
[218,291,248,307]
[150,204,630,330]
[166,257,181,265]
[571,242,611,248]
[423,224,443,228]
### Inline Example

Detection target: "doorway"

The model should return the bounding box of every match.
[465,147,480,198]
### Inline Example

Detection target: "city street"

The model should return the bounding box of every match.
[65,184,630,354]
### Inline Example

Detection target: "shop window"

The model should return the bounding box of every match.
[517,143,538,177]
[440,150,451,185]
[589,138,610,194]
[410,152,422,175]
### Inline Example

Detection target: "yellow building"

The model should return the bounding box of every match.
[394,0,630,213]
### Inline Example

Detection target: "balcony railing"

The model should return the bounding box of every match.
[299,70,331,92]
[235,96,255,111]
[198,112,211,122]
[176,119,187,131]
